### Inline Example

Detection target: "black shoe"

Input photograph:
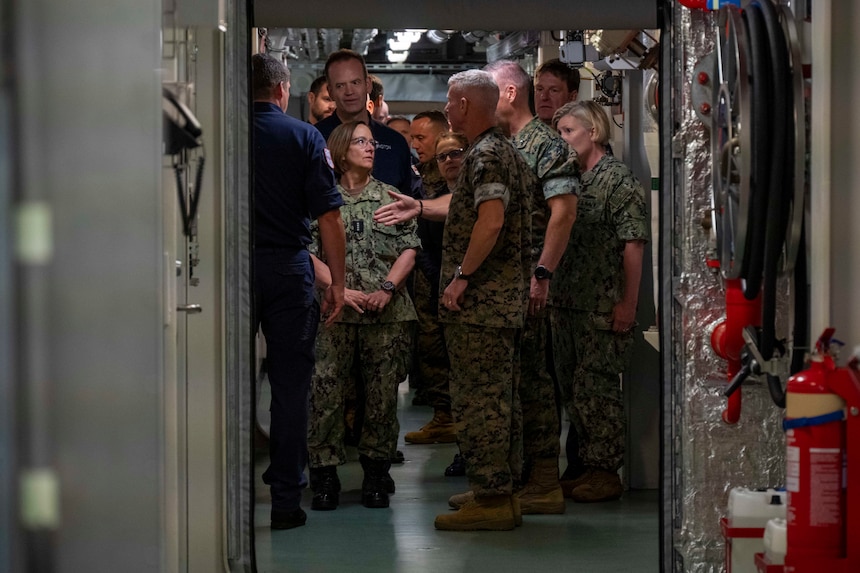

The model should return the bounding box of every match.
[271,507,307,530]
[360,455,391,508]
[310,466,341,511]
[444,453,465,477]
[390,449,405,464]
[382,471,395,494]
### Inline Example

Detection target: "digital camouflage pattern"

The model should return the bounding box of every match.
[307,177,419,467]
[550,307,633,471]
[511,116,581,264]
[308,321,412,466]
[550,153,646,472]
[446,323,523,496]
[310,177,421,324]
[417,160,448,199]
[413,270,450,410]
[518,312,559,461]
[439,128,534,328]
[439,128,531,497]
[511,117,579,463]
[552,153,649,312]
[413,162,452,407]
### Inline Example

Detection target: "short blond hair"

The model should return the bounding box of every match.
[553,100,611,146]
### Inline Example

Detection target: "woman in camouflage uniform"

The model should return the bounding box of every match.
[308,121,420,510]
[551,101,649,503]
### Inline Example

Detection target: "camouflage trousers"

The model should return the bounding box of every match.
[550,308,633,471]
[520,312,561,461]
[413,270,451,411]
[308,321,413,467]
[446,323,523,497]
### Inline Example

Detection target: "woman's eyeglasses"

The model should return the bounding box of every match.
[351,137,378,149]
[435,148,465,163]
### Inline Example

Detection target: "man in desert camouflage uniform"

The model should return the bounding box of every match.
[552,100,649,503]
[433,70,535,532]
[480,60,579,515]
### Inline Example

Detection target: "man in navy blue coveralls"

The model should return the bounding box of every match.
[314,48,419,198]
[252,53,346,530]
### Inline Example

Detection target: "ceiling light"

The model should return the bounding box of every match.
[387,50,409,64]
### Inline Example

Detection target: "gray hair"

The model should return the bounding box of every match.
[448,70,499,115]
[484,60,531,97]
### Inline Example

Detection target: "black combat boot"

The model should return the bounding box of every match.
[309,466,340,511]
[360,455,391,508]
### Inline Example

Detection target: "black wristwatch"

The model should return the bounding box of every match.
[455,265,472,281]
[381,280,396,294]
[533,265,553,280]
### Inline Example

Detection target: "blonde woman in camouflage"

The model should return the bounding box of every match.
[551,100,649,502]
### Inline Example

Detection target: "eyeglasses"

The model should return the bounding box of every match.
[435,148,465,163]
[350,137,378,149]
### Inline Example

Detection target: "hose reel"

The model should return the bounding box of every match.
[712,0,808,412]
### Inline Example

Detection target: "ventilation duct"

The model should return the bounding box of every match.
[320,28,343,56]
[462,30,489,44]
[351,28,379,55]
[426,29,455,44]
[303,28,320,61]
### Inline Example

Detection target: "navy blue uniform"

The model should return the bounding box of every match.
[253,101,343,512]
[315,113,419,198]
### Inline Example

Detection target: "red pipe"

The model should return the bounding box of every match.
[711,278,762,423]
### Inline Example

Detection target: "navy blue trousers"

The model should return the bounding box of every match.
[255,249,319,511]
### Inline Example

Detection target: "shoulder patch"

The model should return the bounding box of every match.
[323,147,335,170]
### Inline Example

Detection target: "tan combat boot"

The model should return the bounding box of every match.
[560,467,595,499]
[434,494,516,531]
[448,489,474,509]
[513,458,565,514]
[570,469,623,503]
[449,490,521,526]
[404,409,457,444]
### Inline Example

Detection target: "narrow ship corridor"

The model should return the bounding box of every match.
[254,381,659,572]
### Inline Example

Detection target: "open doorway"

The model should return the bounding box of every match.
[223,5,659,570]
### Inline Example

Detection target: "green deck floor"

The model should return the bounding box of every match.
[254,381,660,573]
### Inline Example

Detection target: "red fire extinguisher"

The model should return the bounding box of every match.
[677,0,740,9]
[783,331,846,564]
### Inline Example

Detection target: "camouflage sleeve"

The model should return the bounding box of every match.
[381,184,422,254]
[308,219,321,257]
[536,139,581,200]
[391,218,422,254]
[608,173,649,243]
[469,152,511,211]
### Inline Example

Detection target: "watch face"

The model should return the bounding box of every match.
[534,266,551,279]
[382,280,396,292]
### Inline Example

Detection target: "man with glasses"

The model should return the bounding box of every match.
[401,110,458,443]
[252,53,346,530]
